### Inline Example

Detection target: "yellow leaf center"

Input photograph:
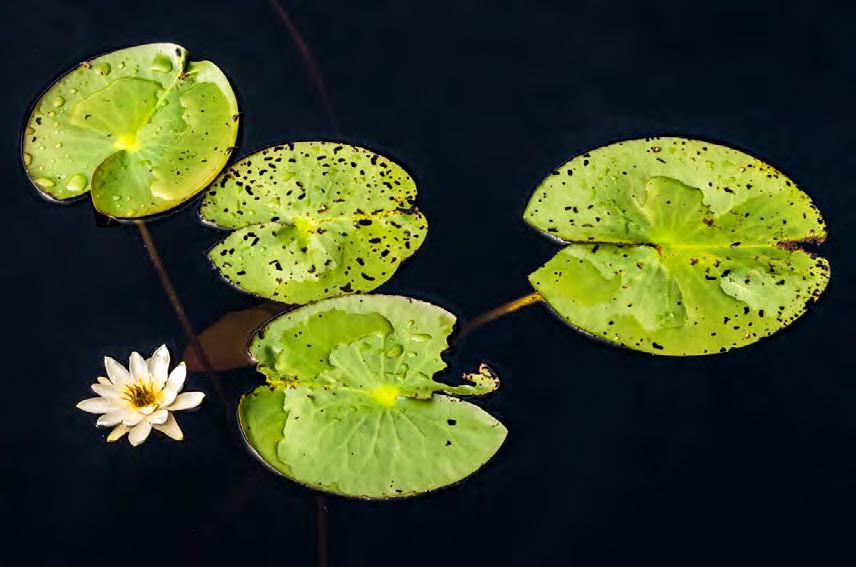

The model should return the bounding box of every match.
[115,133,139,151]
[370,385,399,407]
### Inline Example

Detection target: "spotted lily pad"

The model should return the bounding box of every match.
[200,142,427,304]
[239,294,507,498]
[23,43,239,218]
[525,137,829,355]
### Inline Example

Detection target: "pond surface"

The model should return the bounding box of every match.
[2,1,855,566]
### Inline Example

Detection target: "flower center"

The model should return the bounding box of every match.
[123,381,160,409]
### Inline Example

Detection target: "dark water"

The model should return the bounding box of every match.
[2,1,855,565]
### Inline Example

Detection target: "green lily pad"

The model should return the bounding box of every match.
[525,137,829,355]
[23,43,239,218]
[200,142,427,305]
[239,294,507,499]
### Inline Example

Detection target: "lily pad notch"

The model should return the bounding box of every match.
[201,141,427,305]
[23,43,239,218]
[524,137,829,356]
[239,294,507,499]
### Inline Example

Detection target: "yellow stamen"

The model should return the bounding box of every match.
[123,381,160,409]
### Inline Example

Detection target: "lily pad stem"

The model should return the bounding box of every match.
[458,291,543,339]
[267,4,340,562]
[315,494,329,567]
[269,0,341,135]
[134,220,228,407]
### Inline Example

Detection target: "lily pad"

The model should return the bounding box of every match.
[23,43,239,218]
[200,142,427,305]
[239,294,507,499]
[525,137,829,355]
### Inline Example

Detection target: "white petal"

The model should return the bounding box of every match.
[97,376,112,386]
[129,352,149,383]
[121,410,145,426]
[160,363,186,406]
[91,383,120,399]
[153,412,183,441]
[161,388,178,407]
[148,409,169,425]
[77,397,113,414]
[107,424,129,442]
[99,408,141,426]
[167,391,204,411]
[164,362,186,394]
[139,405,156,415]
[148,345,170,388]
[128,421,152,446]
[97,412,126,427]
[104,357,130,385]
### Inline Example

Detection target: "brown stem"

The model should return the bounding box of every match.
[134,220,228,406]
[264,3,341,562]
[135,220,266,562]
[268,0,342,135]
[140,4,341,546]
[458,291,543,339]
[315,493,329,567]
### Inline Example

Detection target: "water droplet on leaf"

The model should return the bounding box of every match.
[151,53,173,73]
[66,173,87,192]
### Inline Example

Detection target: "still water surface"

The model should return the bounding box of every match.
[3,1,856,566]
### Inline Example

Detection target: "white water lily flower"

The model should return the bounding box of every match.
[77,345,204,446]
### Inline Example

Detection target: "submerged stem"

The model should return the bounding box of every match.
[458,291,543,339]
[315,493,329,567]
[133,220,228,407]
[266,4,338,563]
[268,0,341,135]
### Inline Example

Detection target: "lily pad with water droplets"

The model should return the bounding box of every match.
[238,294,507,499]
[23,43,239,218]
[525,137,829,356]
[200,142,427,305]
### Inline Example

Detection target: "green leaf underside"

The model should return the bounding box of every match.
[200,142,427,305]
[525,137,829,355]
[23,43,239,218]
[240,295,506,499]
